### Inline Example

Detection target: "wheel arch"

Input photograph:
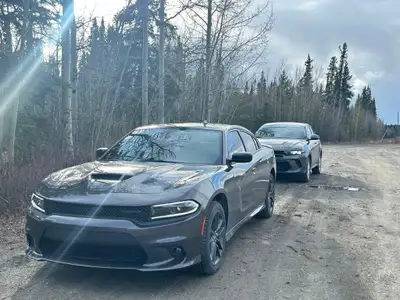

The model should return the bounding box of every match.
[270,166,276,179]
[209,191,229,226]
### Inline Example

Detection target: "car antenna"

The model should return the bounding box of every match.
[203,120,208,127]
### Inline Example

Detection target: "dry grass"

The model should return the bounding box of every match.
[0,151,90,216]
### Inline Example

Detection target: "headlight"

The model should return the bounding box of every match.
[289,150,304,155]
[31,194,45,213]
[151,200,199,220]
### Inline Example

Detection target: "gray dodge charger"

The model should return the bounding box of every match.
[255,122,322,182]
[25,123,276,275]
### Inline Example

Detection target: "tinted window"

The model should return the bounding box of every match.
[101,127,223,165]
[255,124,307,139]
[227,131,245,155]
[239,131,257,154]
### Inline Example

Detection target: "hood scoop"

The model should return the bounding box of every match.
[90,173,133,182]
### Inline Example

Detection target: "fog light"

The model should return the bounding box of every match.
[172,247,182,255]
[170,247,185,259]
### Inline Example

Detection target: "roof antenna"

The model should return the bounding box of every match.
[203,120,208,127]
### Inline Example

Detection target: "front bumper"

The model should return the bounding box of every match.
[25,206,204,271]
[275,154,308,174]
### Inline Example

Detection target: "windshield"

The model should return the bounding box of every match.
[255,125,307,139]
[100,127,223,165]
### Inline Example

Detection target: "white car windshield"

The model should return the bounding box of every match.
[255,125,307,139]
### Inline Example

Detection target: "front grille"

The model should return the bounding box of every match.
[277,161,291,171]
[44,200,151,223]
[39,237,147,264]
[274,150,286,157]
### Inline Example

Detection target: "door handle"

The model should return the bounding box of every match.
[252,167,256,174]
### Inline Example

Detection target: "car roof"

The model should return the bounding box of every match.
[135,122,249,132]
[260,122,310,127]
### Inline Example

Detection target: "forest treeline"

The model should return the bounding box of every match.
[0,0,387,213]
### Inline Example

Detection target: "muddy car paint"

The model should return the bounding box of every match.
[25,123,276,273]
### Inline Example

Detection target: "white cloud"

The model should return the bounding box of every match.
[294,0,329,11]
[364,71,385,81]
[70,0,399,122]
[75,0,126,21]
[265,0,400,122]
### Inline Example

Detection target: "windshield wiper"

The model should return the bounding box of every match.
[138,158,176,163]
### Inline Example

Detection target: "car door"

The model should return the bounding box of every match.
[237,130,268,211]
[225,130,255,219]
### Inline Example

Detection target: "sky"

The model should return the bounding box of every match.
[75,0,400,124]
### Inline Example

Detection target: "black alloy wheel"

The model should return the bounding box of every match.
[256,172,276,219]
[312,154,322,174]
[300,157,312,182]
[198,201,227,275]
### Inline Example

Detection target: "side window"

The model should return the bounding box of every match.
[306,126,312,138]
[227,131,245,156]
[252,137,260,150]
[309,126,315,134]
[238,131,257,154]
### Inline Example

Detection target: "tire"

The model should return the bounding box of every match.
[299,157,311,182]
[197,201,227,275]
[312,153,322,174]
[256,172,276,219]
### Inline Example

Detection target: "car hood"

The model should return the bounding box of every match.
[36,160,221,197]
[258,138,307,151]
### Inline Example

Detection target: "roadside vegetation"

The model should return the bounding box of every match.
[0,0,388,216]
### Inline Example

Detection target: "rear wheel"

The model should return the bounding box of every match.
[198,201,227,275]
[256,172,276,219]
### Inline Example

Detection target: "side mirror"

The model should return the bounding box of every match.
[96,147,108,159]
[310,134,320,140]
[230,152,253,163]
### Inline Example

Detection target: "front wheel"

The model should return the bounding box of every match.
[256,172,276,219]
[299,157,311,182]
[198,201,227,275]
[312,154,322,174]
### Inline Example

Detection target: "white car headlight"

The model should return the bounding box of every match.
[151,200,199,220]
[289,150,304,155]
[31,193,45,213]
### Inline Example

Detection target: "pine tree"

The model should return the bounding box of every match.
[340,60,353,110]
[278,70,293,120]
[324,56,337,106]
[300,54,313,91]
[361,85,372,110]
[333,42,349,110]
[369,98,377,119]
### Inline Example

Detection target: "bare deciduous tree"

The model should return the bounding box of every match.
[61,0,74,158]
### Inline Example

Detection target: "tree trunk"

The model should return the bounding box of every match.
[199,57,205,121]
[8,0,30,162]
[141,0,149,125]
[0,83,4,156]
[158,0,165,124]
[205,0,212,122]
[70,0,78,145]
[61,0,74,158]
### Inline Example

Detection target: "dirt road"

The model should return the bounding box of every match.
[1,144,399,300]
